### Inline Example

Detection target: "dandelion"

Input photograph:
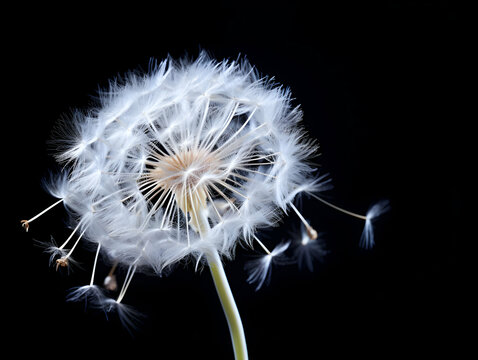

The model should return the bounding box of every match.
[21,53,388,359]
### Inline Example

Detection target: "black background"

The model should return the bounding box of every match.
[5,1,466,358]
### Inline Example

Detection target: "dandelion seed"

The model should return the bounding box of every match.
[359,200,391,249]
[35,236,67,266]
[309,193,390,249]
[293,223,328,272]
[245,241,290,291]
[20,198,64,232]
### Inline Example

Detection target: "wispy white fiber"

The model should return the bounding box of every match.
[66,285,144,333]
[245,241,290,291]
[66,285,107,306]
[104,300,145,334]
[36,236,68,267]
[359,200,391,249]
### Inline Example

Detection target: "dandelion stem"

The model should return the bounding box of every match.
[195,209,247,360]
[207,249,248,360]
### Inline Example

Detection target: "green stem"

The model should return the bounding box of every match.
[207,250,248,360]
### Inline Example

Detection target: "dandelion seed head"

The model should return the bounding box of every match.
[41,53,318,273]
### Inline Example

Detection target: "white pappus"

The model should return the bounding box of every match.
[359,200,391,249]
[245,240,292,291]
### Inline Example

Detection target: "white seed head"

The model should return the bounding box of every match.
[45,53,319,273]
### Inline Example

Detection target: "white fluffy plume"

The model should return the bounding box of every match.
[359,200,391,249]
[245,241,291,291]
[40,52,318,273]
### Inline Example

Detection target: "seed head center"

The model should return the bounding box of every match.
[144,148,222,233]
[149,148,218,188]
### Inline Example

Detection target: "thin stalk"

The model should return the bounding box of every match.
[309,193,367,220]
[89,243,101,286]
[207,249,248,360]
[192,202,248,360]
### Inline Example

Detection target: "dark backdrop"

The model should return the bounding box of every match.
[6,1,465,359]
